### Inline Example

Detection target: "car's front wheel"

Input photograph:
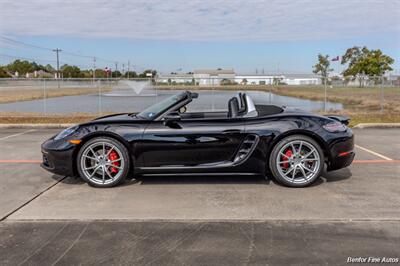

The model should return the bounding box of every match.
[77,137,130,188]
[269,135,324,187]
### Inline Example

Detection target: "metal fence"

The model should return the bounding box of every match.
[0,76,399,117]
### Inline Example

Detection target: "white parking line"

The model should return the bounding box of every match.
[355,144,393,161]
[0,129,36,141]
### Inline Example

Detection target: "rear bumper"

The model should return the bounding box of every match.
[327,129,355,171]
[328,151,355,171]
[41,138,77,176]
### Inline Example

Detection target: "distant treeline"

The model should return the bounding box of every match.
[0,60,157,79]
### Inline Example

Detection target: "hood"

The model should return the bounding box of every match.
[79,113,142,127]
[92,113,134,121]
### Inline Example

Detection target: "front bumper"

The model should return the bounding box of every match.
[327,129,355,171]
[41,138,77,176]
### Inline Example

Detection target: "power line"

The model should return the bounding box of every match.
[0,36,145,71]
[0,36,53,51]
[0,35,117,64]
[0,53,92,69]
[61,50,93,59]
[0,53,57,63]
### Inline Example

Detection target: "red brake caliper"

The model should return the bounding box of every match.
[281,149,293,169]
[108,150,120,174]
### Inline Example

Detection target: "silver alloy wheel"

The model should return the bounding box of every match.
[276,140,320,184]
[80,142,125,185]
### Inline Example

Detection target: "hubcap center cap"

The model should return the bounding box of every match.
[98,158,107,166]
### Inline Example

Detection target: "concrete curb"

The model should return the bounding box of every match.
[0,124,74,129]
[353,123,400,129]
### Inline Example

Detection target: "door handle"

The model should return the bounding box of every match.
[222,129,241,134]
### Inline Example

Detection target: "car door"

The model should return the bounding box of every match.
[141,117,246,168]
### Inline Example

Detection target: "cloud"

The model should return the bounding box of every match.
[0,0,399,42]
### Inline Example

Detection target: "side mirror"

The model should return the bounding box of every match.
[163,112,181,127]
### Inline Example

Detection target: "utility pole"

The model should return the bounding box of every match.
[127,61,130,79]
[92,57,96,85]
[324,75,327,112]
[53,48,62,78]
[53,48,62,88]
[115,62,118,78]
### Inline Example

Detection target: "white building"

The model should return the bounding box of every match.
[157,73,193,84]
[235,75,285,85]
[282,74,321,85]
[158,69,322,86]
[193,69,235,86]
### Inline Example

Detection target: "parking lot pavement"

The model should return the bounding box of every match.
[0,129,63,220]
[1,220,399,266]
[0,128,399,264]
[6,163,399,220]
[0,128,396,221]
[353,128,400,160]
[0,128,58,161]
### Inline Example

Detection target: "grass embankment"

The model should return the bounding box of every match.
[0,113,98,124]
[0,87,112,104]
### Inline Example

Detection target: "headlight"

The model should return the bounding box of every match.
[323,121,347,133]
[54,126,79,140]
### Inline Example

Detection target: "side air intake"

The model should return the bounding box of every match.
[233,134,259,163]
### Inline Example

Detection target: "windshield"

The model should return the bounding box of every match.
[137,92,187,120]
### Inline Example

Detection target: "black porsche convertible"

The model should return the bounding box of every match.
[41,91,354,188]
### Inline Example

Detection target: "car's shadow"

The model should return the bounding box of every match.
[135,167,352,187]
[135,174,270,185]
[321,167,352,183]
[51,167,352,187]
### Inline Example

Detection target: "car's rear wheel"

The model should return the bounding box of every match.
[77,137,130,188]
[269,135,324,187]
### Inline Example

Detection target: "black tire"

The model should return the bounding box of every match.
[269,135,324,187]
[77,137,130,188]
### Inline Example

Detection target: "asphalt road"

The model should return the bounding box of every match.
[0,128,399,265]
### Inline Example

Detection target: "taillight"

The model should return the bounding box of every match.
[323,121,347,132]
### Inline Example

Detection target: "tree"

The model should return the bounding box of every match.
[44,64,55,73]
[94,69,107,78]
[112,70,122,78]
[6,59,45,75]
[273,77,282,85]
[124,71,137,78]
[341,46,394,87]
[220,79,234,85]
[60,64,83,78]
[0,66,11,78]
[138,69,157,78]
[81,70,93,78]
[312,54,333,84]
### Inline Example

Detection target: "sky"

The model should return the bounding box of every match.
[0,0,399,74]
